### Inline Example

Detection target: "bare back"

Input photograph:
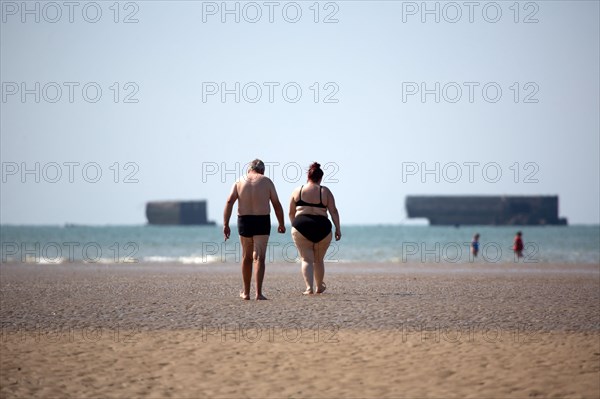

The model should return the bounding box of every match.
[236,174,276,215]
[292,183,329,218]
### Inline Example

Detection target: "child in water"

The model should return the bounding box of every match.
[513,231,524,258]
[471,233,480,258]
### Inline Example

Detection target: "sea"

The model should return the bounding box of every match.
[1,225,598,265]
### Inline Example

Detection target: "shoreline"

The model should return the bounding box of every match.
[2,260,599,270]
[2,261,599,285]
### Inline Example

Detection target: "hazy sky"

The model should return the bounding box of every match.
[1,1,599,225]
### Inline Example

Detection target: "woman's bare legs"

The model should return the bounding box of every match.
[292,228,315,292]
[293,228,332,294]
[314,232,332,293]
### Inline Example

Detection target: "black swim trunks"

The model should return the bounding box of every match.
[238,215,271,237]
[292,214,332,243]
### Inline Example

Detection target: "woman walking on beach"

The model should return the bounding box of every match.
[289,162,341,295]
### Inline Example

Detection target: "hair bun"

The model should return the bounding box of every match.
[307,162,324,182]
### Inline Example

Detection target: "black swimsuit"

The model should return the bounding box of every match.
[238,215,271,237]
[292,186,332,243]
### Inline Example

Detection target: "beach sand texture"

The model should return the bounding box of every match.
[1,262,599,398]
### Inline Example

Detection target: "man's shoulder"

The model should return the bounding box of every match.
[259,175,275,185]
[237,175,274,188]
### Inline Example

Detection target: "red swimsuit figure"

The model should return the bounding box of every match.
[513,231,524,259]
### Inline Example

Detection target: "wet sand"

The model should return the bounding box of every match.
[1,262,599,398]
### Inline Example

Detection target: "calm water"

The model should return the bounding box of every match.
[1,225,598,265]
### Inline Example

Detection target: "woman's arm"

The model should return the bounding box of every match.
[324,187,341,240]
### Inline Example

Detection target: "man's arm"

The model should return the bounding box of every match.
[223,183,238,240]
[269,181,286,234]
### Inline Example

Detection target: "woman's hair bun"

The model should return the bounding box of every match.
[307,162,324,182]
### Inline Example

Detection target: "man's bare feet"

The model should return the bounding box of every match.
[240,291,250,300]
[303,288,313,295]
[256,294,268,300]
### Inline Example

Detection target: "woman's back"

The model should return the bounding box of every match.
[294,184,328,218]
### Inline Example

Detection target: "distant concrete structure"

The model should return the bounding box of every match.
[146,201,215,225]
[406,195,567,225]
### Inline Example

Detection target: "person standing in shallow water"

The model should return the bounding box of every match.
[223,159,286,300]
[289,162,341,295]
[471,233,480,258]
[513,231,524,259]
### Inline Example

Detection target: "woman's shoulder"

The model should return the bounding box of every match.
[320,185,334,195]
[291,185,302,197]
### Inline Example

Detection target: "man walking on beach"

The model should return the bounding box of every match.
[223,159,286,300]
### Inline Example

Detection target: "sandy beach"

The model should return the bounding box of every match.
[1,262,599,398]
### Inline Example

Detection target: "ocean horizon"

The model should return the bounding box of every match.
[2,224,598,265]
